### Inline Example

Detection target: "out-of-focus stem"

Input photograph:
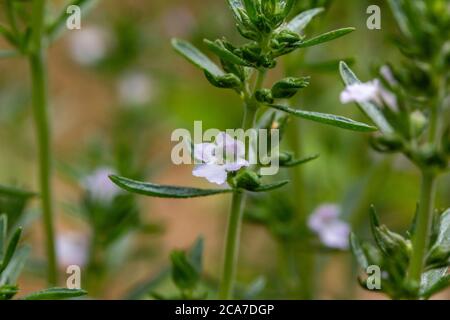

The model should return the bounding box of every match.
[407,171,436,289]
[30,0,58,286]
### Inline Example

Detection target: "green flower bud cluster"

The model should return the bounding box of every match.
[351,208,450,300]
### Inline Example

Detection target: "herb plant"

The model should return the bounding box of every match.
[0,0,97,285]
[0,213,86,300]
[110,0,375,299]
[340,0,450,299]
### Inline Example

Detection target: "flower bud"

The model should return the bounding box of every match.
[255,89,274,104]
[204,71,242,89]
[236,24,260,41]
[410,110,427,137]
[234,170,261,191]
[274,30,301,44]
[374,225,411,269]
[271,77,310,99]
[278,151,293,165]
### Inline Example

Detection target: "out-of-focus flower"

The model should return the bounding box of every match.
[57,233,88,267]
[340,81,380,104]
[308,204,350,250]
[82,167,121,203]
[68,26,111,66]
[193,133,249,185]
[118,72,155,106]
[161,6,196,37]
[380,65,398,86]
[340,79,398,111]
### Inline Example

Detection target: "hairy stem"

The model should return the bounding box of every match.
[30,0,57,286]
[407,171,437,290]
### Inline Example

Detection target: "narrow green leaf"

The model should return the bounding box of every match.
[204,39,250,66]
[0,246,29,286]
[0,24,17,46]
[226,0,245,23]
[110,175,232,199]
[170,251,199,290]
[387,0,412,38]
[350,233,369,269]
[23,288,87,300]
[282,0,296,18]
[0,227,22,273]
[47,0,99,42]
[0,215,6,262]
[286,8,324,33]
[281,154,319,167]
[369,205,381,228]
[242,0,258,22]
[297,27,355,48]
[339,62,395,135]
[267,104,377,132]
[421,269,449,299]
[435,209,450,247]
[0,284,18,300]
[0,184,36,199]
[250,180,289,192]
[172,38,225,78]
[188,237,204,274]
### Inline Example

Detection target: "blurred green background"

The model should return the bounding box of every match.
[0,0,449,299]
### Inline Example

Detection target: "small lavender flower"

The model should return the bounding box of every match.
[308,204,350,250]
[68,26,111,66]
[340,79,398,111]
[82,167,121,203]
[161,6,196,37]
[56,233,88,267]
[193,132,249,185]
[380,65,398,86]
[118,72,155,106]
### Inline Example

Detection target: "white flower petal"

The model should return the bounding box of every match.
[380,65,397,86]
[192,164,228,185]
[118,72,155,106]
[318,221,350,250]
[224,159,249,172]
[379,87,398,111]
[193,143,216,164]
[82,167,121,203]
[215,132,246,163]
[308,204,341,232]
[57,233,88,267]
[69,27,110,66]
[340,81,380,104]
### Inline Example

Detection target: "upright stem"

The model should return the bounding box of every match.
[219,190,246,300]
[407,171,437,289]
[30,0,57,286]
[219,72,263,299]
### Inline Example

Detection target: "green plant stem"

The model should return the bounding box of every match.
[219,190,246,300]
[219,71,264,300]
[30,0,57,286]
[218,105,257,299]
[407,171,437,289]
